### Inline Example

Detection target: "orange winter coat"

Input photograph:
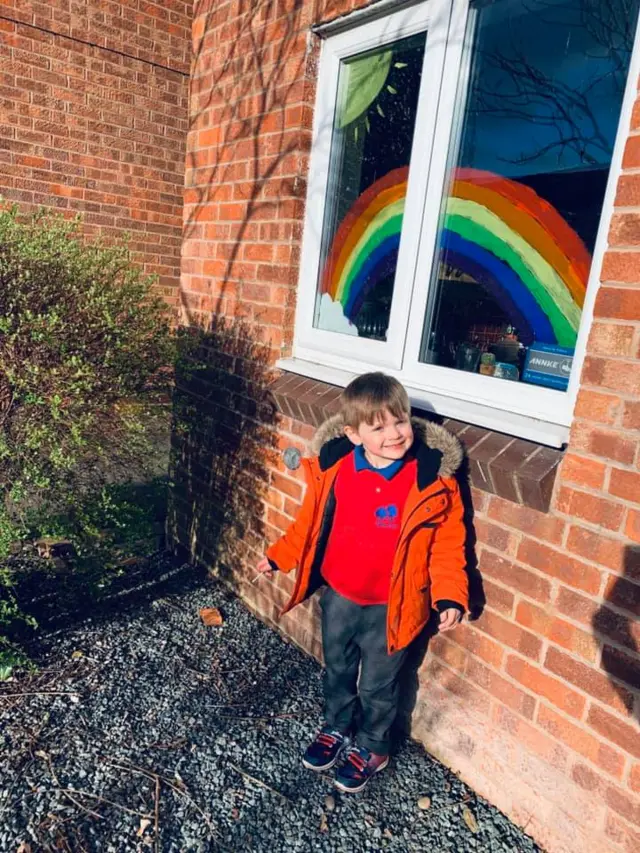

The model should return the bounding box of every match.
[267,415,469,653]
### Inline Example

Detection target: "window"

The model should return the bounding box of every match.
[287,0,640,445]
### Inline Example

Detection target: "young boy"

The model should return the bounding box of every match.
[255,373,468,793]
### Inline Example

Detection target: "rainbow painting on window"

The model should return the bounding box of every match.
[319,166,590,348]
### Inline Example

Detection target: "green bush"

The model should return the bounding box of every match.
[0,204,175,675]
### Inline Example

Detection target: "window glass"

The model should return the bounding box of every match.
[314,33,427,340]
[420,0,640,391]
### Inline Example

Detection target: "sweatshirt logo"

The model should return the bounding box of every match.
[374,504,399,529]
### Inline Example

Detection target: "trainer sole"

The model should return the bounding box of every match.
[302,751,344,772]
[334,756,390,793]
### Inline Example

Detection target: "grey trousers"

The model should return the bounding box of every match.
[321,587,409,755]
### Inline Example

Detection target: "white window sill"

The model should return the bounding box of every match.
[276,357,570,448]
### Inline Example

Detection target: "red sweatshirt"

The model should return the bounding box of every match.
[321,448,417,605]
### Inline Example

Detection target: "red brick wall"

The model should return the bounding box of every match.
[174,3,640,852]
[0,1,192,305]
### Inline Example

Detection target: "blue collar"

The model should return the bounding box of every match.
[354,444,405,480]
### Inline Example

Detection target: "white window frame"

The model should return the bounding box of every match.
[282,0,640,447]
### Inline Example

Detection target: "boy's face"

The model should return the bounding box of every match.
[344,408,414,468]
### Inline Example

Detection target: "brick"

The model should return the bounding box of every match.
[506,655,586,718]
[545,646,635,715]
[604,574,640,618]
[516,447,562,512]
[537,703,625,776]
[555,486,625,532]
[623,401,640,431]
[467,431,514,494]
[486,497,565,543]
[630,762,640,793]
[515,600,553,635]
[574,389,622,425]
[483,578,515,615]
[601,644,640,692]
[587,322,636,357]
[568,424,637,465]
[605,784,640,826]
[609,213,640,247]
[422,659,493,717]
[474,609,542,660]
[594,285,640,320]
[474,518,517,553]
[270,471,303,501]
[616,166,640,200]
[628,509,640,544]
[571,762,603,792]
[517,538,602,594]
[561,453,607,490]
[581,356,640,396]
[493,704,568,770]
[591,598,640,654]
[466,658,537,719]
[487,438,538,504]
[480,549,552,602]
[450,624,504,669]
[566,525,628,572]
[548,618,599,663]
[516,600,598,662]
[430,635,469,673]
[601,251,640,283]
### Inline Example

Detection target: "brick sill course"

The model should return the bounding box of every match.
[271,372,563,513]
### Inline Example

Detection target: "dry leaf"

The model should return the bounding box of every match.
[137,818,151,837]
[199,607,223,627]
[319,813,329,833]
[17,843,32,853]
[417,795,432,810]
[462,805,479,833]
[231,807,240,819]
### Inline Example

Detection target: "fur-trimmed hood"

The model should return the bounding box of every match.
[308,414,464,481]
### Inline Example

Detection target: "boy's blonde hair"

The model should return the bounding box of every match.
[341,372,411,429]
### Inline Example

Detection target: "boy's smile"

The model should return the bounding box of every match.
[344,409,414,468]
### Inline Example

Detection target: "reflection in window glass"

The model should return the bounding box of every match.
[420,0,640,391]
[314,33,426,340]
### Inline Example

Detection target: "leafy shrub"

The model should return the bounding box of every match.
[0,204,175,674]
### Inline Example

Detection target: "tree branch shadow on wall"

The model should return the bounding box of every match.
[592,545,640,723]
[168,316,280,593]
[181,0,313,335]
[170,0,311,590]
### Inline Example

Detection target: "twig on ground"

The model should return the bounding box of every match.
[216,712,305,722]
[227,761,292,803]
[154,775,160,853]
[0,691,80,699]
[182,666,212,681]
[59,788,104,821]
[103,757,225,845]
[62,788,151,818]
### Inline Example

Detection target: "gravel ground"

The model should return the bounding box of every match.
[0,556,543,853]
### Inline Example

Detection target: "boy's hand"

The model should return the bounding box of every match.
[253,556,276,583]
[438,608,463,632]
